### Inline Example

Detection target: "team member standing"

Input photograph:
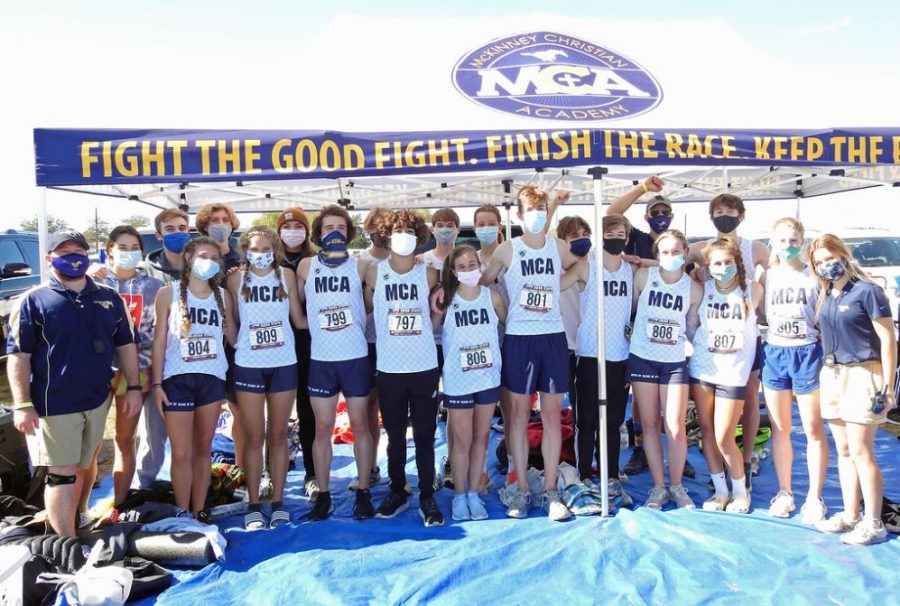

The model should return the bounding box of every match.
[364,209,444,527]
[101,226,164,505]
[433,245,506,521]
[152,236,236,514]
[762,218,829,523]
[228,226,304,529]
[629,230,703,509]
[556,216,592,420]
[298,206,376,521]
[809,235,896,545]
[689,237,762,514]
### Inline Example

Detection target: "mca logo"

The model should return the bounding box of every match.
[314,268,321,275]
[452,32,662,122]
[94,300,114,310]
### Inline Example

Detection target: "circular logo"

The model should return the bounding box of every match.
[452,31,662,122]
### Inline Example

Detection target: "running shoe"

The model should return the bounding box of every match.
[767,490,796,518]
[304,476,319,502]
[506,488,532,519]
[669,484,696,509]
[244,509,266,531]
[815,512,860,534]
[436,456,453,490]
[726,494,751,514]
[702,493,730,512]
[645,485,669,510]
[77,512,95,530]
[542,489,572,521]
[353,489,375,520]
[682,459,697,479]
[839,518,888,546]
[609,479,633,509]
[349,466,383,491]
[451,493,470,521]
[623,446,648,476]
[269,508,291,529]
[308,492,333,521]
[467,492,489,521]
[419,496,445,527]
[886,407,900,425]
[375,491,409,519]
[800,497,827,525]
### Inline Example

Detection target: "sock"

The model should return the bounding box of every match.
[271,501,283,510]
[249,502,261,512]
[731,477,747,498]
[633,422,643,435]
[710,472,728,496]
[466,491,478,499]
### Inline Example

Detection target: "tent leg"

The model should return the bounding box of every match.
[590,167,611,517]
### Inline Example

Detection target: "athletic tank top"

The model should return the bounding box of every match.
[629,266,692,363]
[235,270,297,368]
[373,260,438,373]
[305,257,368,362]
[441,287,502,396]
[504,236,564,336]
[689,280,759,387]
[163,287,228,379]
[478,249,508,344]
[765,263,819,347]
[575,254,633,361]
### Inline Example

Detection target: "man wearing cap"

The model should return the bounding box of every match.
[607,175,670,263]
[6,230,142,536]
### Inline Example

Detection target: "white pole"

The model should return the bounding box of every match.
[591,167,611,517]
[37,187,48,283]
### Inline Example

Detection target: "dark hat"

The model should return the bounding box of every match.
[47,229,89,253]
[645,195,672,214]
[276,207,307,232]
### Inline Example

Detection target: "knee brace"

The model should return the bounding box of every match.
[45,472,76,486]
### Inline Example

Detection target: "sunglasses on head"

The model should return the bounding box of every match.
[648,209,672,218]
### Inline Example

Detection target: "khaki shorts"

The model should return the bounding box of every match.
[819,360,885,425]
[111,369,149,397]
[26,400,111,468]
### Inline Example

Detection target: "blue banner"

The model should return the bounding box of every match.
[34,127,900,186]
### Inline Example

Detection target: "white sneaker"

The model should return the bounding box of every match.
[726,494,751,514]
[451,493,470,521]
[506,488,532,519]
[839,518,888,546]
[669,484,696,509]
[767,490,796,518]
[815,512,860,534]
[467,492,489,521]
[645,485,669,510]
[799,498,827,525]
[703,493,730,512]
[542,489,572,521]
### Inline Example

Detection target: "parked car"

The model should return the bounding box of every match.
[0,230,41,350]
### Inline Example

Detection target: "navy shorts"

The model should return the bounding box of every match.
[762,342,823,394]
[751,336,763,373]
[162,373,226,412]
[233,363,298,394]
[501,332,569,395]
[309,356,373,398]
[690,378,746,400]
[445,386,501,409]
[627,353,689,385]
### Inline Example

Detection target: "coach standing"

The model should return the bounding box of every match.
[6,230,141,536]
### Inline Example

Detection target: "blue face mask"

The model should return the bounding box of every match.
[51,253,90,278]
[816,259,846,282]
[191,257,220,281]
[647,215,672,234]
[569,237,592,257]
[475,226,499,245]
[318,230,349,267]
[710,263,738,282]
[163,232,191,254]
[659,254,685,272]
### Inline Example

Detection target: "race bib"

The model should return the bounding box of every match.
[646,319,680,345]
[181,335,218,362]
[249,321,285,350]
[460,343,493,372]
[706,328,744,353]
[389,308,422,336]
[772,316,808,339]
[519,285,553,313]
[317,306,353,331]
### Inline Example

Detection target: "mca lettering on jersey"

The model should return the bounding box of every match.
[705,301,744,320]
[188,306,220,326]
[246,285,284,302]
[648,290,683,311]
[314,276,351,293]
[521,257,554,275]
[770,288,809,305]
[454,308,490,327]
[384,283,419,300]
[453,31,662,122]
[605,280,628,297]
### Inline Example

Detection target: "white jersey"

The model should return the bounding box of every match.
[163,287,228,380]
[765,263,819,347]
[504,236,564,336]
[478,248,508,344]
[234,270,297,368]
[441,287,502,396]
[689,280,759,387]
[560,286,580,350]
[305,257,368,362]
[422,249,447,346]
[373,260,438,373]
[629,266,692,363]
[575,254,633,361]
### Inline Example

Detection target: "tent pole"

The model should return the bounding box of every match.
[37,187,48,283]
[589,166,610,517]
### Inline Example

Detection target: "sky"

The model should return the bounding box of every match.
[1,0,898,238]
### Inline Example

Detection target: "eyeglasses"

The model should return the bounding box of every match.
[648,209,672,218]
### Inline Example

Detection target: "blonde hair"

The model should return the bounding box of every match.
[195,203,240,234]
[238,226,287,303]
[178,236,227,338]
[652,229,689,258]
[769,217,805,267]
[703,236,750,316]
[808,234,875,321]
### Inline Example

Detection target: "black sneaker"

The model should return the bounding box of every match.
[743,463,753,493]
[308,492,333,521]
[375,491,409,519]
[886,407,900,425]
[683,459,697,479]
[353,489,375,520]
[623,446,647,476]
[419,495,445,527]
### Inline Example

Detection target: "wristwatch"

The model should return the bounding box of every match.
[126,385,142,392]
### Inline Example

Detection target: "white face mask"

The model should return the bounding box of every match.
[456,268,482,287]
[434,227,457,245]
[522,210,547,234]
[659,254,685,272]
[113,249,142,270]
[281,228,306,248]
[191,257,220,280]
[390,232,417,257]
[246,251,274,269]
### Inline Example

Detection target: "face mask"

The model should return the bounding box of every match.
[659,254,685,272]
[602,238,626,256]
[191,257,220,281]
[318,230,349,267]
[281,228,306,248]
[390,232,417,257]
[475,226,498,245]
[816,259,846,282]
[51,253,90,278]
[712,215,740,234]
[710,263,738,282]
[162,232,191,254]
[647,215,672,234]
[522,210,547,235]
[776,246,801,262]
[569,237,592,257]
[434,227,457,245]
[113,250,142,270]
[457,268,482,287]
[207,224,233,243]
[247,251,274,269]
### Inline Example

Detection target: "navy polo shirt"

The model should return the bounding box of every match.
[819,279,892,365]
[6,276,138,417]
[624,226,656,261]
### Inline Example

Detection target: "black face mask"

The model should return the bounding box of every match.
[712,215,740,234]
[602,237,627,255]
